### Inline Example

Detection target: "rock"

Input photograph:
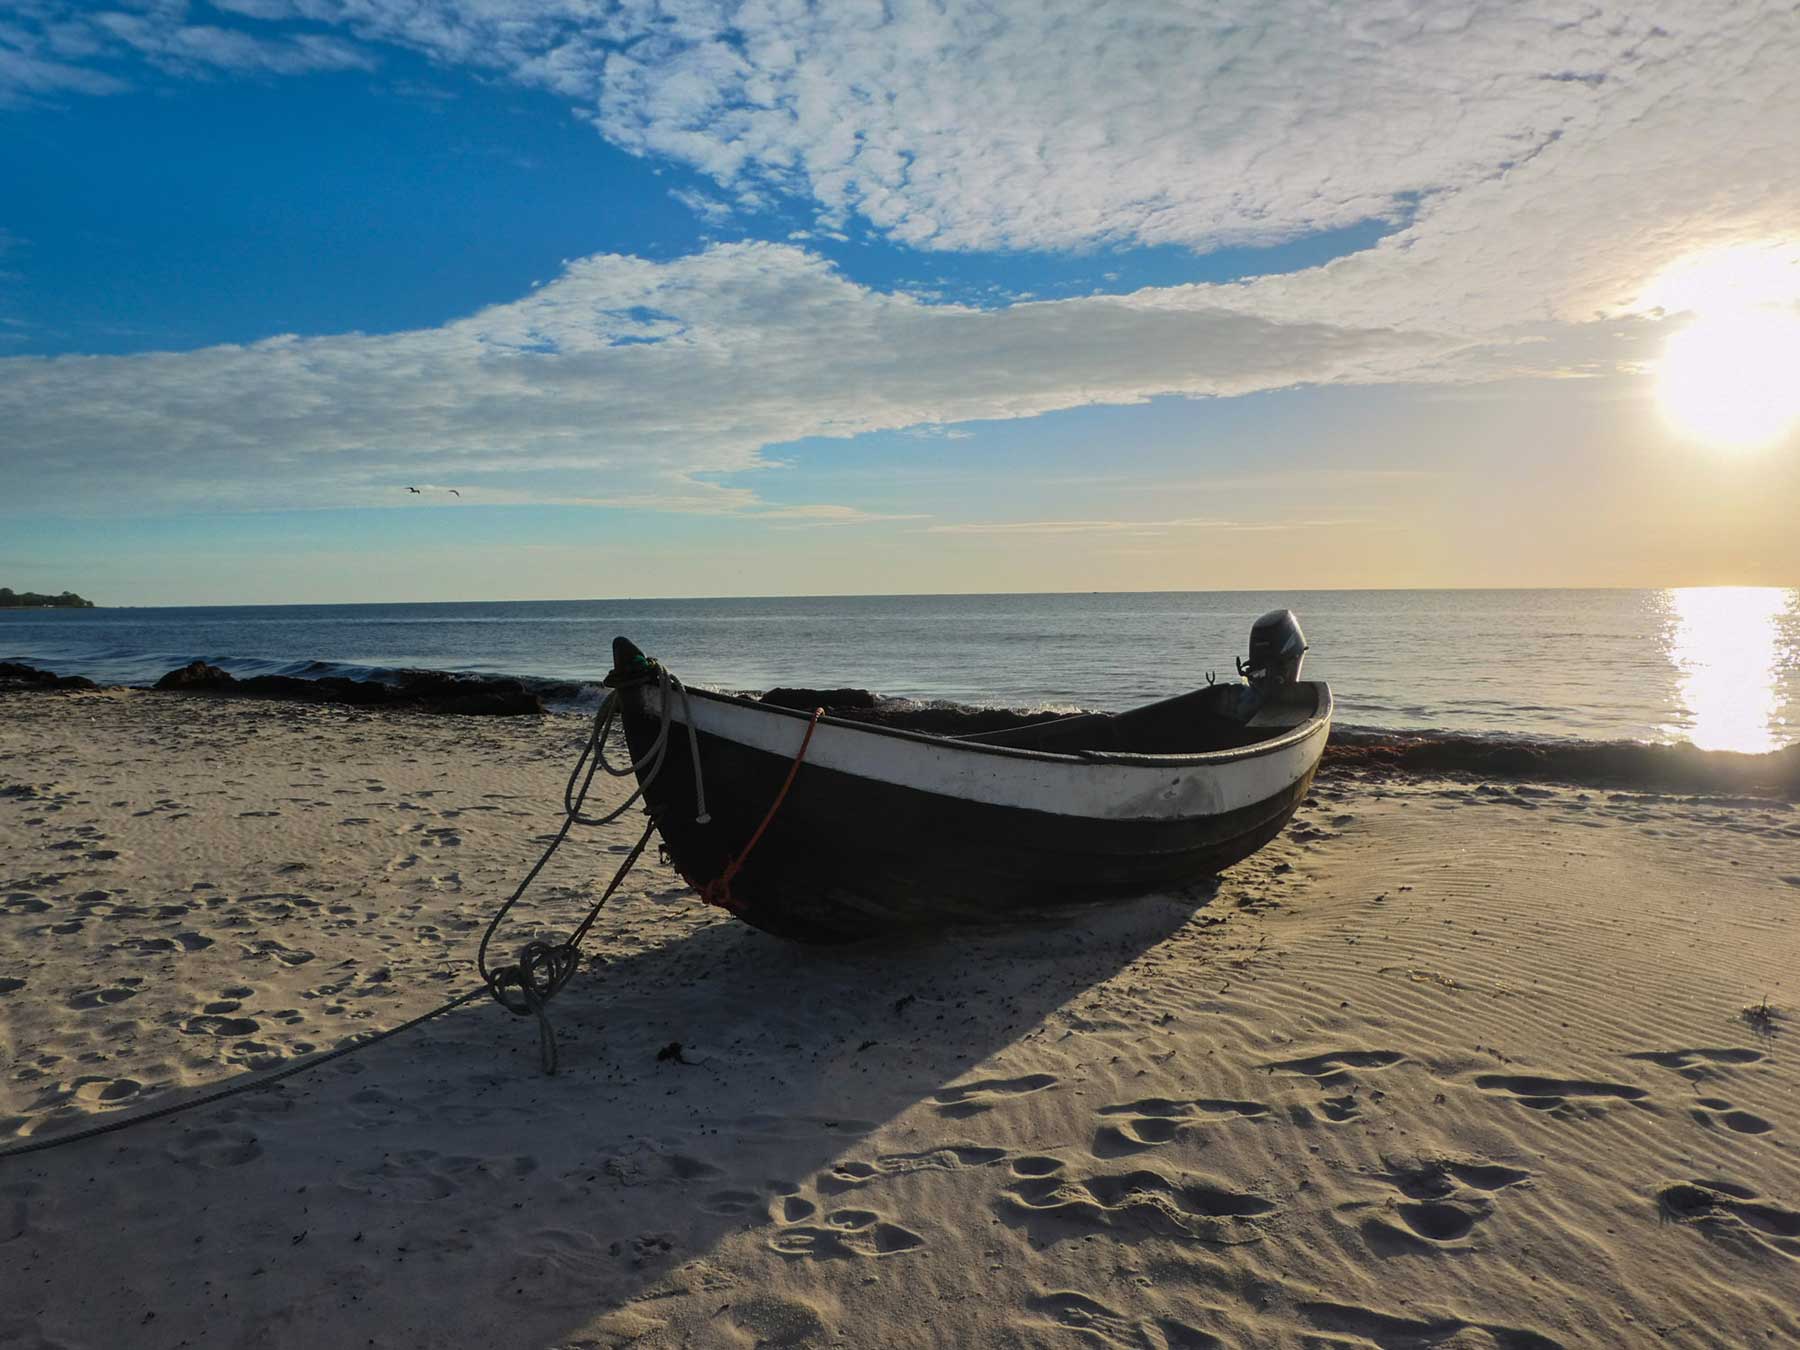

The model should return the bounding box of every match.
[0,661,98,691]
[148,661,543,715]
[762,686,879,711]
[153,661,235,691]
[389,670,544,716]
[237,675,392,706]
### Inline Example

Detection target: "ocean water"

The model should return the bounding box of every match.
[4,589,1798,754]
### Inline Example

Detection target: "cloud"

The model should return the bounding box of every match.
[90,13,374,78]
[0,242,1481,513]
[1,0,370,104]
[4,1,1798,523]
[0,23,130,105]
[57,0,1773,282]
[669,185,733,227]
[11,4,1797,333]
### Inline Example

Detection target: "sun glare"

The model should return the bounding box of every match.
[1647,243,1800,452]
[1660,586,1793,753]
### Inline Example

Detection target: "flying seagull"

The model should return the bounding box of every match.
[448,489,461,497]
[406,486,421,494]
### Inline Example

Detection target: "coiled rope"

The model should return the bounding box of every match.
[476,660,708,1073]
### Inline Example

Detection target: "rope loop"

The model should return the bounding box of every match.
[483,939,582,1074]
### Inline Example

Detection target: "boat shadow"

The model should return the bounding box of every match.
[23,884,1218,1346]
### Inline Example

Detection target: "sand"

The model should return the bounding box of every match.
[2,687,1797,1349]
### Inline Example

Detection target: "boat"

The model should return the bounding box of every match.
[607,610,1331,942]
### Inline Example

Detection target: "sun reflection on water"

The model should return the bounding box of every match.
[1661,587,1796,753]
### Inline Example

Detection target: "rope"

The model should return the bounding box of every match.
[0,987,485,1162]
[2,657,710,1159]
[702,706,824,913]
[476,660,706,1072]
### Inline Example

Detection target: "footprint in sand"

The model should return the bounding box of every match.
[1023,1290,1225,1349]
[766,1206,925,1259]
[1381,1158,1532,1199]
[66,984,140,1010]
[1093,1096,1271,1155]
[1002,1162,1276,1243]
[242,939,315,966]
[1263,1051,1402,1124]
[1300,1300,1564,1349]
[1264,1049,1405,1085]
[1473,1074,1650,1115]
[1352,1161,1514,1254]
[1689,1099,1774,1135]
[1624,1047,1765,1083]
[932,1073,1058,1117]
[702,1179,824,1226]
[0,978,25,995]
[1657,1179,1800,1258]
[821,1144,1008,1192]
[181,1014,261,1037]
[72,1077,142,1106]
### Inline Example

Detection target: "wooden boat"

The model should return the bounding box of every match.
[609,612,1330,942]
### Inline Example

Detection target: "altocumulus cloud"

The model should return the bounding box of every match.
[2,0,1798,511]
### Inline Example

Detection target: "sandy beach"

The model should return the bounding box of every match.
[3,687,1797,1348]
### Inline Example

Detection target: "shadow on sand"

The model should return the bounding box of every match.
[12,885,1217,1346]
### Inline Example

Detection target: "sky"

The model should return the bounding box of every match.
[3,0,1799,605]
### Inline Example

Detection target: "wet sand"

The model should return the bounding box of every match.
[2,688,1797,1348]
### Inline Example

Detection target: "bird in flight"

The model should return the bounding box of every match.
[406,486,421,494]
[448,489,461,497]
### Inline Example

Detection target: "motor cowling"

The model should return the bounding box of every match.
[1242,609,1307,691]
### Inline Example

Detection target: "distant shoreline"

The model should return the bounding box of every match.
[0,589,95,609]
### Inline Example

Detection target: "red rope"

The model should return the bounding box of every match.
[701,706,825,913]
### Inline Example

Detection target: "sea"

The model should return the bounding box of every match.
[4,589,1797,756]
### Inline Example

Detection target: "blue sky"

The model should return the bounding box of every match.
[3,1,1798,603]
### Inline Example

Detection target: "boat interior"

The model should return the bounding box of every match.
[760,681,1326,757]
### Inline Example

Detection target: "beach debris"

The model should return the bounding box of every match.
[1741,997,1780,1035]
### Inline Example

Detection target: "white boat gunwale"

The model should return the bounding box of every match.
[648,680,1333,772]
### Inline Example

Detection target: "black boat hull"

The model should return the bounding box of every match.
[618,686,1324,942]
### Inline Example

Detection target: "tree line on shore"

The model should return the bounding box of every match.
[0,588,95,608]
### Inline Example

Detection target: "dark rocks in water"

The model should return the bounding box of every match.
[153,661,234,691]
[385,669,544,716]
[240,674,391,706]
[0,661,98,692]
[150,662,544,716]
[846,703,1068,737]
[762,687,879,711]
[1322,731,1800,800]
[759,685,1067,737]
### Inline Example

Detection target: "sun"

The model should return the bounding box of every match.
[1658,308,1800,451]
[1646,243,1800,452]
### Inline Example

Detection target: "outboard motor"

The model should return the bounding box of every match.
[1239,609,1307,694]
